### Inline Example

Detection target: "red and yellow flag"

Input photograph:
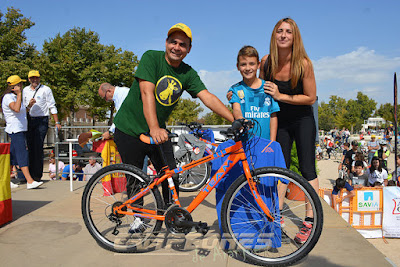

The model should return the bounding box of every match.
[100,140,126,196]
[0,143,12,226]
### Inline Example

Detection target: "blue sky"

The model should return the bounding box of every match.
[2,0,400,112]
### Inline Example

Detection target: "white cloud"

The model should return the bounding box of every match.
[198,69,241,94]
[314,47,400,84]
[314,47,400,105]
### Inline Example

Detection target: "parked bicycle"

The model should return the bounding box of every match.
[173,122,218,192]
[81,119,323,266]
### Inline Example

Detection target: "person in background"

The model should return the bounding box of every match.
[344,140,359,172]
[61,162,85,181]
[351,152,368,173]
[374,140,390,171]
[48,153,65,180]
[367,134,379,165]
[349,161,368,188]
[367,156,388,187]
[83,156,102,181]
[98,83,130,140]
[338,142,350,171]
[2,75,43,189]
[331,178,355,212]
[23,70,61,182]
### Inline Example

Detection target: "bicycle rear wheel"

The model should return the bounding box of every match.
[221,167,323,266]
[175,153,211,192]
[81,164,163,253]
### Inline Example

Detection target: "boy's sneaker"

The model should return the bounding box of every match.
[10,182,19,189]
[128,217,148,234]
[294,221,313,244]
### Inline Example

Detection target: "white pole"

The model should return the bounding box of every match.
[66,139,78,192]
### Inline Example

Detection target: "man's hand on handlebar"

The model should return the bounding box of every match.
[149,127,169,144]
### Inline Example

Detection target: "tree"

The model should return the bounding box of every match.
[0,7,35,60]
[355,92,376,122]
[375,103,400,125]
[39,27,138,124]
[81,45,138,125]
[318,101,335,131]
[202,105,232,125]
[168,98,204,125]
[0,7,37,94]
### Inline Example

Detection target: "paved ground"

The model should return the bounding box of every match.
[0,176,396,267]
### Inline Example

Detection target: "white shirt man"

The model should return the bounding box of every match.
[98,83,129,139]
[22,70,60,181]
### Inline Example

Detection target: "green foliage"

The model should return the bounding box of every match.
[289,142,301,175]
[168,98,204,125]
[202,105,233,125]
[318,92,376,132]
[0,7,36,94]
[38,27,138,124]
[375,103,400,125]
[0,7,35,60]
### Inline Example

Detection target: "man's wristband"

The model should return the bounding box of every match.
[56,122,61,125]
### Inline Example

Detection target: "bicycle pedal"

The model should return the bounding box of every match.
[195,222,209,235]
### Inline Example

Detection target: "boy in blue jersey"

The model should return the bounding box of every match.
[229,46,280,140]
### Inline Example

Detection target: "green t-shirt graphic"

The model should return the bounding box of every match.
[114,50,206,137]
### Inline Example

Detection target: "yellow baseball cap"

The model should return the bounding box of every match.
[28,70,40,78]
[7,75,26,86]
[371,134,376,138]
[167,23,192,42]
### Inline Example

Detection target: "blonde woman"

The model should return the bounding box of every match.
[260,18,318,244]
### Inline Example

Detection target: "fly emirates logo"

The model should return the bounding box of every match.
[245,106,270,119]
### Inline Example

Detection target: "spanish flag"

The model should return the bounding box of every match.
[100,140,126,196]
[0,143,12,226]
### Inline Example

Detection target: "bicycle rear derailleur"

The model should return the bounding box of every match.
[164,206,209,235]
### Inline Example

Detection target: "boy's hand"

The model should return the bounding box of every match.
[226,91,233,101]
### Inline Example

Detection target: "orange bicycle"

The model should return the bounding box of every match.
[81,119,323,266]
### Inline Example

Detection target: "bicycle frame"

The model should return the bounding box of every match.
[113,140,275,222]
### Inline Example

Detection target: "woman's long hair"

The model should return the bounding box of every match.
[369,156,383,173]
[267,17,313,89]
[1,84,14,103]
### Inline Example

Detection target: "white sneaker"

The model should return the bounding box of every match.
[27,181,44,189]
[10,182,19,189]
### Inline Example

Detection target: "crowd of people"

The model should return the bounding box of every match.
[331,136,399,210]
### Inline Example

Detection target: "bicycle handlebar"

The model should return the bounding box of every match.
[139,133,178,144]
[220,119,254,140]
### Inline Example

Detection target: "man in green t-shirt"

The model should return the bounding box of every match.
[114,23,234,210]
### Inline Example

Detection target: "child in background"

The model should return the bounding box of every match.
[228,45,280,140]
[349,161,368,188]
[332,178,355,212]
[368,156,388,187]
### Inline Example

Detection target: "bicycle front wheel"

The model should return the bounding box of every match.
[221,167,323,266]
[82,164,163,253]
